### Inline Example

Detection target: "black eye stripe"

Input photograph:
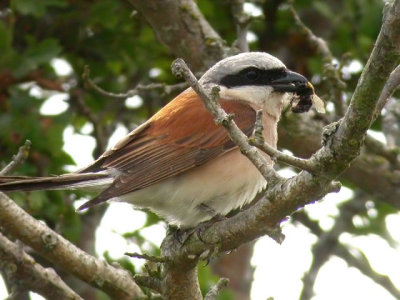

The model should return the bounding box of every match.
[219,67,287,88]
[243,68,260,81]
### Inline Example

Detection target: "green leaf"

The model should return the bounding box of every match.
[0,22,14,67]
[12,0,68,18]
[89,0,121,29]
[13,38,62,77]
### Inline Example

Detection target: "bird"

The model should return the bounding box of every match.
[0,52,323,228]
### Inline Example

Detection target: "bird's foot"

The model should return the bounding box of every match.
[195,214,227,244]
[170,213,226,246]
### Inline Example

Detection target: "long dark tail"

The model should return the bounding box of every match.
[0,173,111,192]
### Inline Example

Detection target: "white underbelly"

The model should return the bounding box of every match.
[118,149,269,227]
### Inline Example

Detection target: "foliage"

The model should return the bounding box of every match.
[0,0,398,299]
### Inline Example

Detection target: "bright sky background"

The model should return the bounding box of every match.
[1,51,400,300]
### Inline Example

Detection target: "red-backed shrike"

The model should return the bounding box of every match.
[0,52,323,227]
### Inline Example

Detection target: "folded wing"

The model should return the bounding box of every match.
[78,88,256,209]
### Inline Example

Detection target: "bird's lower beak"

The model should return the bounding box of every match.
[270,71,310,93]
[270,70,325,114]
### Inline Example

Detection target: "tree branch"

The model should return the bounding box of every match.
[0,192,142,299]
[231,0,250,52]
[249,111,317,173]
[294,206,400,300]
[129,0,227,72]
[125,252,166,263]
[325,0,400,163]
[69,90,108,157]
[204,278,229,300]
[0,233,82,300]
[299,197,366,300]
[82,65,188,99]
[335,245,400,299]
[278,113,400,209]
[364,135,400,167]
[0,140,31,176]
[374,63,400,119]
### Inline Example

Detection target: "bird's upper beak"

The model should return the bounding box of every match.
[269,70,325,114]
[270,70,310,93]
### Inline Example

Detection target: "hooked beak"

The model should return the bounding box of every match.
[270,70,310,93]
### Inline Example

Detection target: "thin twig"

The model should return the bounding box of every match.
[299,196,367,300]
[364,135,400,168]
[382,100,400,148]
[335,245,400,299]
[82,65,188,99]
[0,140,31,176]
[204,278,230,300]
[125,252,166,263]
[374,64,400,120]
[250,110,318,173]
[295,195,400,300]
[250,138,318,173]
[70,91,108,155]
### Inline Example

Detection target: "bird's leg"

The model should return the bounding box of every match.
[194,213,226,244]
[171,204,226,245]
[170,226,192,245]
[195,203,227,244]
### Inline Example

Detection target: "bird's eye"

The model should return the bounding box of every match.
[243,68,260,81]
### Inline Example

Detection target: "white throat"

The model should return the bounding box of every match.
[219,85,289,120]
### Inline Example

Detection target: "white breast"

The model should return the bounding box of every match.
[119,148,269,227]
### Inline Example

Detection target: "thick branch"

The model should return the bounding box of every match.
[130,0,227,71]
[0,233,82,300]
[161,263,202,300]
[278,114,400,210]
[0,192,142,299]
[325,0,400,166]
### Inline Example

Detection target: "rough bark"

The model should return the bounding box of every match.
[0,233,82,300]
[0,192,142,300]
[278,113,400,209]
[130,0,228,72]
[210,242,254,300]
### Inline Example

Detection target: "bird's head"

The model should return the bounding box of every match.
[199,52,324,118]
